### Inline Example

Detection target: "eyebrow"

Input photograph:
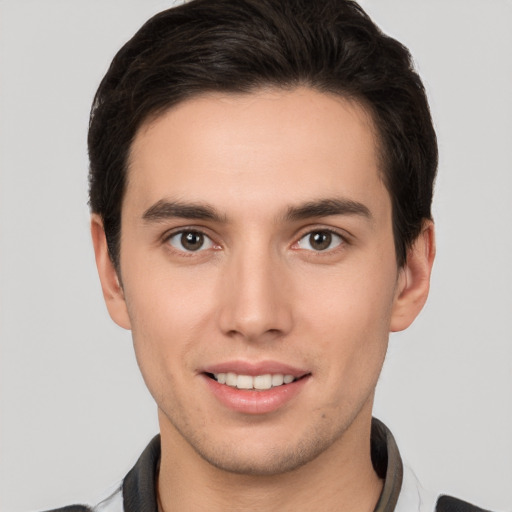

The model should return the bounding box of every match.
[142,199,226,223]
[284,198,372,222]
[142,197,372,224]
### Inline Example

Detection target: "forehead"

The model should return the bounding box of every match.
[126,87,388,219]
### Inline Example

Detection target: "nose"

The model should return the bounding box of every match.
[217,245,293,342]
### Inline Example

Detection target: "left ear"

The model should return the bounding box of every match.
[390,220,436,332]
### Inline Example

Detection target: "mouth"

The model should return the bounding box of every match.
[201,361,311,413]
[200,361,312,416]
[205,372,307,391]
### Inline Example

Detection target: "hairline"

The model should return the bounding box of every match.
[123,84,391,216]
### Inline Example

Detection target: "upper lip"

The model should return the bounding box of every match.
[201,360,310,377]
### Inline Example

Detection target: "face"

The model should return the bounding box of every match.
[93,87,432,476]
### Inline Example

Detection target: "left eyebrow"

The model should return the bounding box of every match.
[284,198,372,222]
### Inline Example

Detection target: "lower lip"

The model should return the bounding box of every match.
[202,375,310,415]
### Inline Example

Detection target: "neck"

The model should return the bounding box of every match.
[157,409,383,512]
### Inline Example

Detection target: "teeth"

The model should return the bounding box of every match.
[236,375,253,389]
[213,372,297,390]
[254,374,272,390]
[226,372,237,386]
[271,374,284,386]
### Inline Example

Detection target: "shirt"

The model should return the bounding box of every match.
[44,419,492,512]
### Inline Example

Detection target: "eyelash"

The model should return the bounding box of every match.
[162,227,349,255]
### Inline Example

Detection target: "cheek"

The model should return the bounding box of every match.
[123,262,218,371]
[125,255,215,325]
[299,259,397,331]
[126,289,196,413]
[296,259,397,377]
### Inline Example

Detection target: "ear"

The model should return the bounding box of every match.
[90,214,131,330]
[390,220,436,332]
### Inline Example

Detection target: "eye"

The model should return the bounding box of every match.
[167,230,215,252]
[296,230,344,252]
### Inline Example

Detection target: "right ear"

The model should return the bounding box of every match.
[90,214,131,330]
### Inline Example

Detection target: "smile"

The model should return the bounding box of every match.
[210,372,297,390]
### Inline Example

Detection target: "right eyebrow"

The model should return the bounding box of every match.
[142,199,226,223]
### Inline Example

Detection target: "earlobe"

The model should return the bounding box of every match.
[390,221,436,332]
[90,215,132,330]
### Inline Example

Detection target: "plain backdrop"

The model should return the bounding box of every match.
[1,1,511,511]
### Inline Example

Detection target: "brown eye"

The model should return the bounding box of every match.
[168,230,213,252]
[309,232,332,251]
[182,232,204,250]
[297,230,343,252]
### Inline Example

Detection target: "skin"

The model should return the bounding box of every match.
[92,87,435,511]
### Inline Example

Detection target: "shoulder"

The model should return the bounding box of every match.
[41,507,93,512]
[38,435,158,512]
[396,465,495,512]
[436,495,493,512]
[41,484,123,512]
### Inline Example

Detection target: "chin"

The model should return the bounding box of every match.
[189,425,338,477]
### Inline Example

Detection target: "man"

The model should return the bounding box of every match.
[46,0,490,510]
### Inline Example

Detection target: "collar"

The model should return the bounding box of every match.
[121,418,403,512]
[371,418,404,512]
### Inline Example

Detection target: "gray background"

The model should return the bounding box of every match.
[1,1,511,511]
